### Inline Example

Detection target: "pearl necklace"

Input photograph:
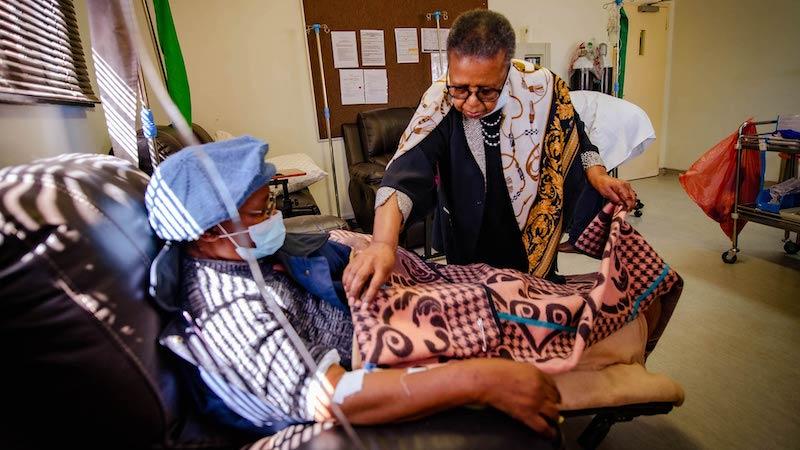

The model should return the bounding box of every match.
[481,113,502,147]
[480,114,502,127]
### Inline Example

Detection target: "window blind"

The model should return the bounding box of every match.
[0,0,98,106]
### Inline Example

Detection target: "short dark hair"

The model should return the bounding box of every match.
[446,10,516,63]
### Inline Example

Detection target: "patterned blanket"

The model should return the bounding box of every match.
[330,204,682,374]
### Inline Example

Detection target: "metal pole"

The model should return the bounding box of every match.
[434,11,443,75]
[426,11,448,80]
[140,0,167,84]
[731,121,747,253]
[310,24,341,217]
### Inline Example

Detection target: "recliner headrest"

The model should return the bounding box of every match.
[0,154,243,448]
[356,107,415,161]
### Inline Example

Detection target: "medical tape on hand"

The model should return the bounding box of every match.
[332,369,366,404]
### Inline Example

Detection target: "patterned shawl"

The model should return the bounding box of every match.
[389,59,580,277]
[331,205,682,374]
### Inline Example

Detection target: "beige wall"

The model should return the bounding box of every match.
[489,0,610,79]
[11,1,796,204]
[161,0,612,216]
[0,0,110,166]
[663,0,800,174]
[0,0,617,214]
[159,0,346,216]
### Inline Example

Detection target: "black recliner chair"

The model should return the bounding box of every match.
[0,153,558,450]
[343,107,439,257]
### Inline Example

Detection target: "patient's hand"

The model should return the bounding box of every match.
[474,359,561,439]
[343,241,396,303]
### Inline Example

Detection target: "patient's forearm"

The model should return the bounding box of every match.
[327,360,480,424]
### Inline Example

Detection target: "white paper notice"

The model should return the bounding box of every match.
[430,54,448,82]
[360,30,385,66]
[394,28,419,63]
[339,69,365,105]
[363,69,388,104]
[331,31,359,68]
[421,28,449,53]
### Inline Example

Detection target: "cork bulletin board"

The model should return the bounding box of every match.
[302,0,487,139]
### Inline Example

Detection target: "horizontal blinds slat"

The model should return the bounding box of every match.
[29,0,70,21]
[0,0,96,106]
[32,0,81,36]
[0,29,88,73]
[4,1,79,47]
[0,78,95,100]
[0,5,85,62]
[2,58,91,92]
[17,0,71,38]
[0,39,89,82]
[0,8,85,66]
[53,0,81,29]
[0,86,97,106]
[21,0,87,72]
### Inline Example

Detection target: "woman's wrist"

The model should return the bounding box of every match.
[370,239,397,251]
[585,165,608,189]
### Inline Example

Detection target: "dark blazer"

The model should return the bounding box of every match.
[381,109,599,266]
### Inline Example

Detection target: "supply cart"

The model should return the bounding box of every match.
[723,119,800,263]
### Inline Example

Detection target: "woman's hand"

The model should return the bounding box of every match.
[471,359,561,439]
[585,166,637,210]
[343,241,396,303]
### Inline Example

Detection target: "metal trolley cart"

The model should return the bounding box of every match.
[723,119,800,263]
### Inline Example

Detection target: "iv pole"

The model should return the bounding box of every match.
[426,10,448,79]
[306,23,342,218]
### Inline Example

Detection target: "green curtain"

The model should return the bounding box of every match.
[617,7,628,98]
[153,0,192,123]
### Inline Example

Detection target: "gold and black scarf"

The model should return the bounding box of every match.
[390,60,580,276]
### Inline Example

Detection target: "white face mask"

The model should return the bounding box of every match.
[217,211,286,259]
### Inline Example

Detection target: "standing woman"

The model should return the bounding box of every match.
[344,10,636,302]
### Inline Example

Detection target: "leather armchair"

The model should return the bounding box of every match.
[343,107,432,252]
[0,154,557,450]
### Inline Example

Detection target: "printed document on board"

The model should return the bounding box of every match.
[360,30,386,66]
[394,28,419,63]
[363,69,388,104]
[339,69,365,104]
[331,31,359,68]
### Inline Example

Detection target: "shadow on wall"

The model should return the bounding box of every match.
[0,103,110,165]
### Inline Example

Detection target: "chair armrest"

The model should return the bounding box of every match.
[349,162,386,184]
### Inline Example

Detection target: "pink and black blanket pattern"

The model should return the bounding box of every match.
[330,204,682,374]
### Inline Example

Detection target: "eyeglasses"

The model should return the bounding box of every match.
[245,190,278,218]
[446,84,504,102]
[445,65,509,103]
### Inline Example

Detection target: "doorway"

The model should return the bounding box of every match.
[617,3,671,180]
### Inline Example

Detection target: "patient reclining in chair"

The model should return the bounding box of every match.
[146,136,680,441]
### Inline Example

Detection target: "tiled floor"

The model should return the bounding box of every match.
[559,175,800,449]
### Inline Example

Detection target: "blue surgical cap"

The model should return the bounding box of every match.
[145,135,276,241]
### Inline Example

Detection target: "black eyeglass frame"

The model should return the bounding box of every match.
[445,63,511,103]
[245,189,278,218]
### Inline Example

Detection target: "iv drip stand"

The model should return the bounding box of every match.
[306,23,342,217]
[426,10,448,79]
